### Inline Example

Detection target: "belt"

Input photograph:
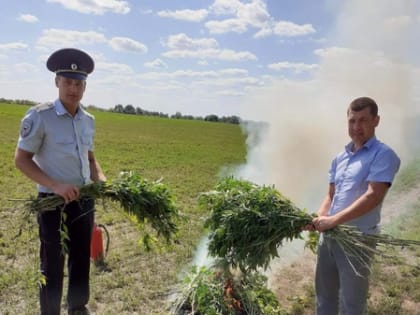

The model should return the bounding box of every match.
[38,192,56,198]
[37,192,93,202]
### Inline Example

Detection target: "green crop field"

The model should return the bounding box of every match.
[0,102,247,314]
[0,102,419,315]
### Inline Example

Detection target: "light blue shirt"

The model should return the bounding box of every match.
[328,136,400,233]
[17,99,95,193]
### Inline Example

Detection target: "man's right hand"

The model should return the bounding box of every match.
[52,183,80,203]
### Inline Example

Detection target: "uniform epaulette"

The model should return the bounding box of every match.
[34,102,54,112]
[80,106,95,120]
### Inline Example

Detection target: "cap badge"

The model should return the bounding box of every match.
[71,63,78,70]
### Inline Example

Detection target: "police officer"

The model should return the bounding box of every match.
[15,48,106,315]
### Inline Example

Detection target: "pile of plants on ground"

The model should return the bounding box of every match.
[171,262,287,315]
[171,177,420,314]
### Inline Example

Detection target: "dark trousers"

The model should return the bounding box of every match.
[38,195,94,315]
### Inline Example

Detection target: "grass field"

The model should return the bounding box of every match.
[0,102,418,314]
[0,102,247,314]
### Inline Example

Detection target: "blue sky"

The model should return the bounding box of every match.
[0,0,419,122]
[0,0,336,117]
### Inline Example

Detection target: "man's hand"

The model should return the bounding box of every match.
[312,215,336,232]
[52,183,80,203]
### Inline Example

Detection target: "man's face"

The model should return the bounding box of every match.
[55,75,86,107]
[347,107,380,147]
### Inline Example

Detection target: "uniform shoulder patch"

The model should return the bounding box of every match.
[20,118,33,138]
[34,102,54,112]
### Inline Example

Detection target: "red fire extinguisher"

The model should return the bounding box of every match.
[90,223,110,265]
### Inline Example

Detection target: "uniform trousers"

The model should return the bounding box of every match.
[315,234,375,315]
[37,194,94,315]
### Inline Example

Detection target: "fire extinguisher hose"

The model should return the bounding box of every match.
[97,223,110,257]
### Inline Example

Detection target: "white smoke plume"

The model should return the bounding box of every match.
[238,0,420,210]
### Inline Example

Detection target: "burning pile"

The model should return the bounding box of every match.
[171,264,283,315]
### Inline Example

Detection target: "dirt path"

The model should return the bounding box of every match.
[268,183,420,313]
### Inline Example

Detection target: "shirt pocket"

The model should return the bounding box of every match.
[81,133,93,151]
[54,134,76,154]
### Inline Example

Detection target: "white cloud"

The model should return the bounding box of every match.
[17,14,39,23]
[157,9,208,22]
[253,27,272,38]
[207,0,314,38]
[0,42,29,52]
[256,21,316,38]
[46,0,130,15]
[0,63,39,82]
[163,33,256,61]
[141,69,218,80]
[163,47,256,61]
[268,61,318,73]
[210,0,243,15]
[108,37,148,53]
[166,33,218,50]
[235,0,270,29]
[144,58,168,69]
[219,68,248,76]
[216,49,257,61]
[314,46,356,58]
[114,67,255,86]
[36,30,147,54]
[13,63,39,74]
[205,18,248,34]
[37,29,107,49]
[196,76,261,87]
[208,0,269,34]
[273,21,316,37]
[95,61,134,74]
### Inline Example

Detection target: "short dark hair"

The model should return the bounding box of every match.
[348,97,378,116]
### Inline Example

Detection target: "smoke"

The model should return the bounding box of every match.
[188,0,419,275]
[238,0,420,210]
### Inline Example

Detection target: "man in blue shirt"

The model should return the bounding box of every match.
[15,48,106,315]
[310,96,400,314]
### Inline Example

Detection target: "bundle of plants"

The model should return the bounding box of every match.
[171,263,285,315]
[199,177,420,273]
[21,171,180,246]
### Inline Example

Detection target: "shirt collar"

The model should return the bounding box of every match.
[53,99,85,120]
[345,135,377,153]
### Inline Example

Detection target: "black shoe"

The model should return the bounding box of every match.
[68,306,90,315]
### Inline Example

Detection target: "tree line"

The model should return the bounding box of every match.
[1,98,241,125]
[0,98,37,106]
[95,104,241,125]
